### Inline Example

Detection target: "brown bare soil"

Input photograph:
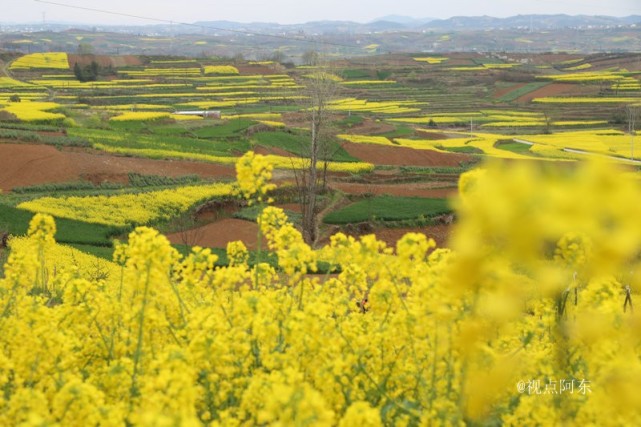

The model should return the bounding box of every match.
[415,130,448,140]
[281,112,309,128]
[343,118,396,135]
[165,218,259,249]
[516,83,594,102]
[275,203,302,213]
[0,144,235,191]
[236,64,280,75]
[330,181,457,198]
[341,142,471,167]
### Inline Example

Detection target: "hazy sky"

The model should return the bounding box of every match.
[4,0,640,25]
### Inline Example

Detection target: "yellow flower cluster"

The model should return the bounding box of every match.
[0,101,66,122]
[2,160,641,424]
[150,59,198,64]
[564,63,592,71]
[336,134,394,145]
[18,183,235,226]
[234,151,276,204]
[341,80,396,86]
[302,72,344,82]
[522,129,635,158]
[95,104,171,111]
[257,120,286,127]
[109,111,171,122]
[203,65,240,75]
[395,131,544,160]
[414,57,449,64]
[120,67,201,77]
[92,144,375,173]
[537,70,627,82]
[329,98,422,114]
[446,63,522,72]
[0,77,34,88]
[392,110,545,127]
[553,120,608,126]
[481,121,546,128]
[171,114,203,121]
[534,97,641,104]
[9,52,69,70]
[0,93,45,103]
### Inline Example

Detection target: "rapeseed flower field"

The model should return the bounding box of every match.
[2,155,641,425]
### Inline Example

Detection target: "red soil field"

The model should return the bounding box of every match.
[165,218,259,250]
[414,130,449,140]
[0,144,235,192]
[516,83,594,102]
[274,203,302,213]
[236,65,280,75]
[341,142,471,167]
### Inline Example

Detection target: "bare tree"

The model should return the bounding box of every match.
[542,110,553,134]
[301,50,320,66]
[626,105,640,160]
[175,213,205,247]
[0,230,9,279]
[293,55,340,246]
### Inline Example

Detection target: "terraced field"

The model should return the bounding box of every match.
[1,50,640,255]
[3,48,641,426]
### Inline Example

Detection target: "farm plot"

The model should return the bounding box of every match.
[0,144,235,192]
[17,182,236,227]
[324,195,451,224]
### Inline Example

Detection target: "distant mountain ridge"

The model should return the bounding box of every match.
[2,14,639,35]
[191,14,641,34]
[420,14,641,31]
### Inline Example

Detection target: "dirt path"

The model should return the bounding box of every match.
[0,144,236,191]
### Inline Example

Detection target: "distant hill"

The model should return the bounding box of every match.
[1,14,640,57]
[192,14,641,34]
[3,14,638,36]
[373,15,436,26]
[421,14,641,31]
